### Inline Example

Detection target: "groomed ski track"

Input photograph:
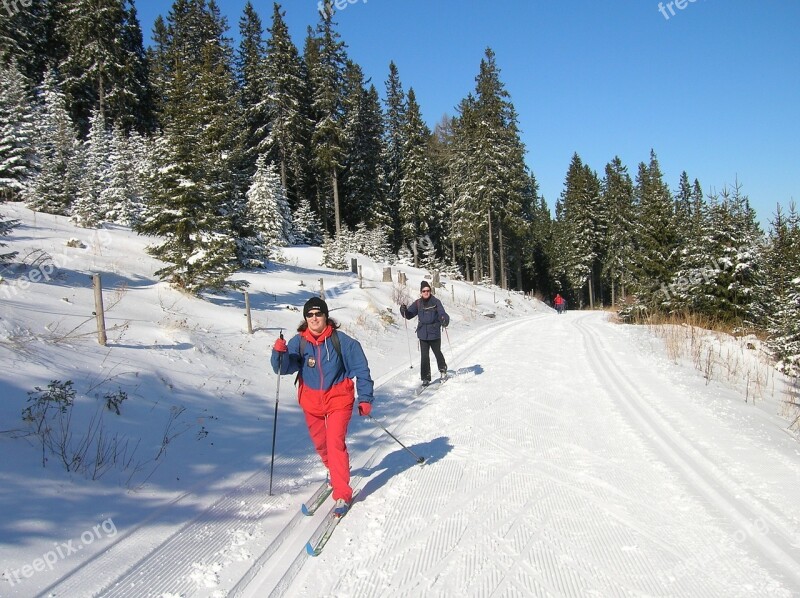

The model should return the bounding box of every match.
[43,311,800,597]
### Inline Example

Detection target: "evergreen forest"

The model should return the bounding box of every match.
[0,0,798,376]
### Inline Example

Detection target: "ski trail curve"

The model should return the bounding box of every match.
[279,310,800,597]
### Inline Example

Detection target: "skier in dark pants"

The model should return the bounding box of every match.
[400,280,450,386]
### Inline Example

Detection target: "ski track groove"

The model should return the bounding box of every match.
[296,311,800,597]
[574,313,800,593]
[39,311,800,597]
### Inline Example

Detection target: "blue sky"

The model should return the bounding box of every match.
[135,0,800,229]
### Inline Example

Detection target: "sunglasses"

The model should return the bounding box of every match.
[421,289,431,294]
[306,311,324,318]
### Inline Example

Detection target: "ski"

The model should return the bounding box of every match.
[305,491,359,556]
[414,371,451,396]
[301,480,333,516]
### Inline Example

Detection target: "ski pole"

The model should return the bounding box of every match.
[368,415,425,464]
[268,330,284,495]
[444,325,452,354]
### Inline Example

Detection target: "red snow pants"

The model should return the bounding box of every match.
[304,407,353,502]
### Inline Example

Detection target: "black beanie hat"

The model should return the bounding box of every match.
[303,296,329,318]
[420,280,431,292]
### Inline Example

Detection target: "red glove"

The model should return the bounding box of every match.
[273,337,287,352]
[358,402,372,417]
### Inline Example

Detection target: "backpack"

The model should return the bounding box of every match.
[295,329,345,386]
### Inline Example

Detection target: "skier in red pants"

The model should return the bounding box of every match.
[271,297,374,517]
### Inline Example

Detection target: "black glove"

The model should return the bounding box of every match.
[400,303,407,317]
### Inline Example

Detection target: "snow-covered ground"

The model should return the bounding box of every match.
[1,203,799,597]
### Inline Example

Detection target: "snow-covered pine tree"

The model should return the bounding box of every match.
[667,181,763,324]
[136,1,245,294]
[100,125,142,226]
[262,3,308,209]
[25,71,82,216]
[0,205,19,264]
[449,49,529,289]
[307,1,348,237]
[629,150,679,308]
[0,0,52,82]
[601,157,635,306]
[399,88,433,268]
[246,155,294,262]
[555,153,602,307]
[60,0,153,135]
[762,203,800,375]
[448,95,481,280]
[292,197,324,246]
[366,225,393,262]
[0,62,35,201]
[341,66,387,231]
[320,230,348,270]
[236,1,268,175]
[382,61,407,249]
[72,110,111,227]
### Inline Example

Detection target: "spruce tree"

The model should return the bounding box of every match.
[555,153,602,306]
[136,0,245,294]
[247,154,293,249]
[292,197,323,246]
[449,94,482,280]
[453,48,528,288]
[237,1,268,174]
[263,2,308,209]
[0,62,35,201]
[60,0,153,135]
[398,88,433,267]
[101,125,141,226]
[72,110,110,227]
[307,1,347,236]
[26,70,82,215]
[601,157,635,306]
[630,150,678,308]
[341,66,386,230]
[0,210,18,265]
[382,61,406,249]
[762,203,800,374]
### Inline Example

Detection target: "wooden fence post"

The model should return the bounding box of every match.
[319,278,325,299]
[92,273,107,346]
[244,291,253,334]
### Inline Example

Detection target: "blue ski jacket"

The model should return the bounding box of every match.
[402,296,450,341]
[271,325,374,417]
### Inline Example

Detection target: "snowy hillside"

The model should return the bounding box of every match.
[1,203,799,597]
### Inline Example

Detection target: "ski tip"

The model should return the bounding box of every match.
[301,504,311,516]
[305,542,319,557]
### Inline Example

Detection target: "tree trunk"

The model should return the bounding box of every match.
[332,169,340,237]
[588,275,594,310]
[487,208,495,286]
[611,276,617,308]
[499,226,506,290]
